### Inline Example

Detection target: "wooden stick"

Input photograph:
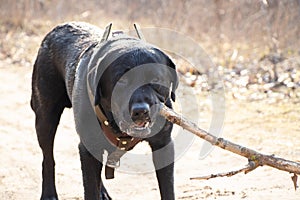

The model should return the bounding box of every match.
[159,104,300,177]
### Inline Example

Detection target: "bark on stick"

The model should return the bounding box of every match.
[159,104,300,175]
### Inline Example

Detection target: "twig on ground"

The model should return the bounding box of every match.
[159,104,300,188]
[291,173,298,190]
[190,161,258,180]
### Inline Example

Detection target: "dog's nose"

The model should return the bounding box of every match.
[130,103,150,122]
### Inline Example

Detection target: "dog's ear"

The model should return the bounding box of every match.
[154,48,179,102]
[166,57,178,102]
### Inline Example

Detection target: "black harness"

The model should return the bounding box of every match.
[94,104,142,179]
[86,23,145,179]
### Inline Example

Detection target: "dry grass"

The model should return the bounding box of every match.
[1,0,300,48]
[0,0,299,76]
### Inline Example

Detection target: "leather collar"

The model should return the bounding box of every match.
[94,105,142,151]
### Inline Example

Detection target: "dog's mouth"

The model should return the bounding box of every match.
[119,120,153,138]
[133,121,150,130]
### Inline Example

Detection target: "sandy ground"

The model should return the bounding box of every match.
[1,65,300,200]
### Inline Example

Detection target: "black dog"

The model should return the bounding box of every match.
[31,22,178,200]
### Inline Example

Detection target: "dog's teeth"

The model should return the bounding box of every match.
[134,126,148,131]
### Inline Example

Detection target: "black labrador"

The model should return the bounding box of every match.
[31,22,178,200]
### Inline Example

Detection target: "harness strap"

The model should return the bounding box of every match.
[94,105,141,149]
[101,23,112,42]
[87,66,141,179]
[85,23,147,179]
[133,23,145,41]
[94,105,142,179]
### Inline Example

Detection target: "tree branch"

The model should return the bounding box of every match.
[159,104,300,188]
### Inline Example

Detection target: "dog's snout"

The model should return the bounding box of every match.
[131,103,150,122]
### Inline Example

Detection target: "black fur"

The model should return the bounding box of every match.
[31,22,178,200]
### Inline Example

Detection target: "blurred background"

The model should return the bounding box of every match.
[1,0,300,101]
[1,0,300,47]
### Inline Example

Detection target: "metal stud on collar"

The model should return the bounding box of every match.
[104,120,109,126]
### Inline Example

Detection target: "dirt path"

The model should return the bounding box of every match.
[1,65,300,199]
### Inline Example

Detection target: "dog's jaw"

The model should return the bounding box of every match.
[118,120,154,138]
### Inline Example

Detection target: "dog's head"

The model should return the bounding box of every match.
[94,39,178,138]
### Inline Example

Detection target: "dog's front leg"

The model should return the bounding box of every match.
[148,132,175,200]
[78,143,111,200]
